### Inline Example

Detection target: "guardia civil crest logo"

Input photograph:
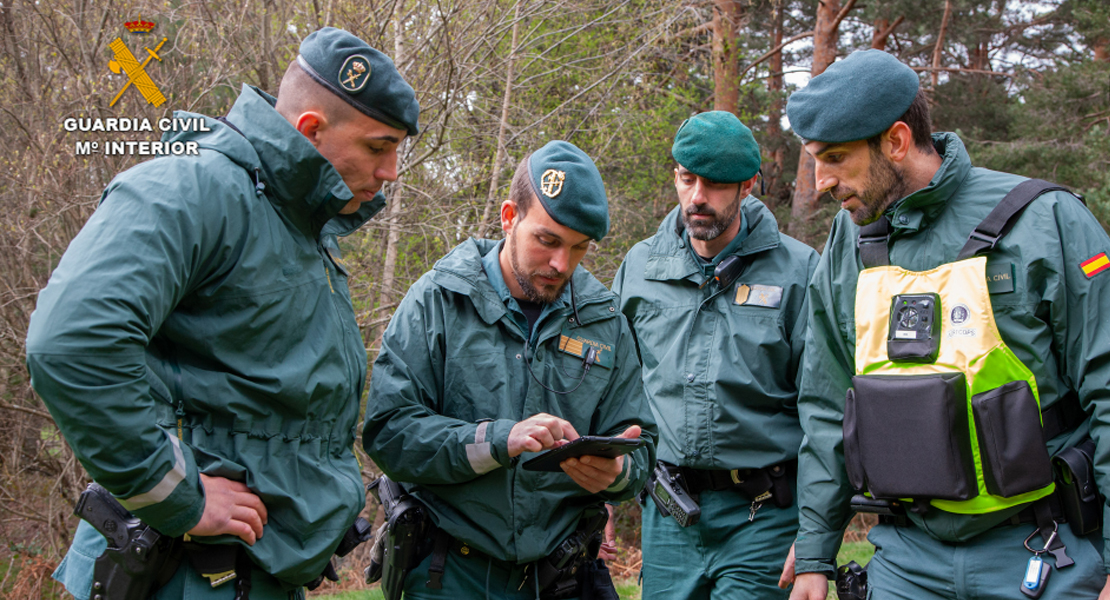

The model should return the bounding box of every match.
[540,169,566,198]
[339,55,371,93]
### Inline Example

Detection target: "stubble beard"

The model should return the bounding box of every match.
[839,150,910,226]
[682,189,741,241]
[508,229,568,304]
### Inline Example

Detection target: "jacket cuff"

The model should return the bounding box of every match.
[473,419,517,471]
[128,442,204,537]
[793,532,841,577]
[605,455,632,493]
[793,558,837,578]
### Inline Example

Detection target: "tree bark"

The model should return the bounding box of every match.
[871,16,904,50]
[477,1,522,240]
[931,0,952,89]
[380,4,407,308]
[789,0,856,235]
[764,0,785,202]
[712,0,744,113]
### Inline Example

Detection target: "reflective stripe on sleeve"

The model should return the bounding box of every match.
[118,431,187,511]
[465,421,500,475]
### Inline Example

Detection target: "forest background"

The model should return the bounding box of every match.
[1,0,1108,596]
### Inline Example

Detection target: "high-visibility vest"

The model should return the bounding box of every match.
[846,254,1055,514]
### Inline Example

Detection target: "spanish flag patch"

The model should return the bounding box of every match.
[1080,252,1110,278]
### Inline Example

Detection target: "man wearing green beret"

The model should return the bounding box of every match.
[364,140,657,599]
[27,27,418,598]
[782,49,1110,600]
[611,111,819,599]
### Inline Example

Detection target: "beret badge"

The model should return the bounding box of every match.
[339,55,371,93]
[540,169,566,198]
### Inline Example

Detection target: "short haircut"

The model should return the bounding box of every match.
[508,153,535,218]
[274,60,359,127]
[867,89,934,153]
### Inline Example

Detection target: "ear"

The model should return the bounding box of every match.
[739,173,758,198]
[884,121,913,163]
[500,200,518,234]
[294,111,326,147]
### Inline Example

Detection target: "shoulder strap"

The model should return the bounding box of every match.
[857,215,892,268]
[956,179,1073,260]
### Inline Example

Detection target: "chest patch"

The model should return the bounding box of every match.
[985,262,1014,294]
[734,283,782,308]
[558,328,614,369]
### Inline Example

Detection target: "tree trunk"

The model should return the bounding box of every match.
[871,16,903,50]
[931,0,952,89]
[712,0,743,113]
[764,0,785,202]
[259,0,273,92]
[1094,41,1109,62]
[476,1,522,240]
[789,0,855,235]
[380,5,407,308]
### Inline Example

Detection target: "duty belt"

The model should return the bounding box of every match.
[678,459,795,508]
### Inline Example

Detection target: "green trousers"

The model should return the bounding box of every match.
[641,486,798,599]
[399,545,582,600]
[866,522,1104,599]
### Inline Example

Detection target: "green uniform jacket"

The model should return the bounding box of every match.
[363,238,657,564]
[613,197,818,469]
[794,132,1110,576]
[26,86,378,586]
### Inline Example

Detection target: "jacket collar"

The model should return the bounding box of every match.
[432,238,617,327]
[882,132,972,234]
[183,85,383,238]
[643,196,780,282]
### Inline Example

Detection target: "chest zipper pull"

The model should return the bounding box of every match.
[253,167,266,197]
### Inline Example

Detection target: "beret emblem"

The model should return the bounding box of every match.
[540,169,566,198]
[339,55,371,93]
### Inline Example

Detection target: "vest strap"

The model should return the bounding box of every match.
[1041,394,1088,441]
[857,215,892,268]
[956,179,1073,260]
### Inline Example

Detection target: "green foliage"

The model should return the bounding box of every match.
[966,60,1110,229]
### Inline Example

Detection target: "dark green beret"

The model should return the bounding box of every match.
[671,111,761,183]
[296,27,420,135]
[526,141,609,241]
[786,49,919,143]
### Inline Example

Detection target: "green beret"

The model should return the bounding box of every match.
[526,141,610,241]
[296,27,420,135]
[671,111,761,183]
[786,49,919,143]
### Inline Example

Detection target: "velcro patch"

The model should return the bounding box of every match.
[1080,252,1109,278]
[558,330,613,369]
[734,284,782,308]
[985,262,1015,294]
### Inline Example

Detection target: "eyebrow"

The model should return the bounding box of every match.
[536,226,591,247]
[675,167,723,185]
[809,143,842,158]
[365,135,402,144]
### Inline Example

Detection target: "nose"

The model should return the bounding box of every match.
[690,178,708,205]
[549,246,571,275]
[813,160,837,193]
[377,149,399,182]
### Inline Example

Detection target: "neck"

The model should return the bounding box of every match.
[903,145,944,195]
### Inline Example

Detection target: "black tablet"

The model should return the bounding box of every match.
[521,436,646,472]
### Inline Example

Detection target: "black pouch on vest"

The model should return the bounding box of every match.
[851,372,976,501]
[1054,437,1101,536]
[843,388,866,491]
[971,381,1054,497]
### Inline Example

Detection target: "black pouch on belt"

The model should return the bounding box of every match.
[1053,437,1101,536]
